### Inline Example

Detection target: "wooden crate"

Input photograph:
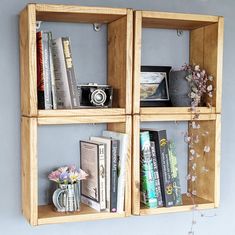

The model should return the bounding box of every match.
[133,10,224,115]
[19,3,133,226]
[21,115,132,225]
[132,113,221,215]
[19,4,133,117]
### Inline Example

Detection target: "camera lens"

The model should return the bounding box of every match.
[90,89,107,106]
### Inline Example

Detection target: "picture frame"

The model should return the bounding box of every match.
[140,66,172,107]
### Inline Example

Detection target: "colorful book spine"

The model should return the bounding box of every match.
[110,139,119,212]
[36,31,45,109]
[149,130,174,207]
[140,131,158,208]
[150,141,163,207]
[168,140,182,206]
[62,37,79,108]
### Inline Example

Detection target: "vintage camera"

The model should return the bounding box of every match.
[77,83,113,108]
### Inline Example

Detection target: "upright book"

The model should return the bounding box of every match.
[140,131,158,208]
[51,37,79,109]
[150,141,163,207]
[168,140,182,206]
[148,129,174,207]
[103,131,128,213]
[90,136,112,211]
[80,140,106,210]
[36,31,53,109]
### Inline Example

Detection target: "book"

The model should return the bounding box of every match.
[109,138,119,212]
[90,136,112,211]
[36,31,44,109]
[51,38,72,109]
[42,32,53,110]
[36,31,53,110]
[140,131,158,208]
[150,141,163,207]
[80,140,106,210]
[102,131,128,213]
[168,140,182,206]
[81,195,105,212]
[148,130,174,207]
[61,37,80,108]
[48,32,57,109]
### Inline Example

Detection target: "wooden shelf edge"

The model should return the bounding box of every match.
[37,205,126,225]
[139,195,215,215]
[140,107,216,115]
[37,115,126,125]
[35,3,128,15]
[140,202,215,216]
[38,108,126,117]
[140,113,217,122]
[141,10,219,23]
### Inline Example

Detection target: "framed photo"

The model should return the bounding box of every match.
[140,66,172,107]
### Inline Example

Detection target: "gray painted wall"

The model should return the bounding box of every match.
[0,0,234,234]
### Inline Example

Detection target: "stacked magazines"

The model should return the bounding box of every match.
[140,129,182,208]
[36,31,79,109]
[80,130,128,213]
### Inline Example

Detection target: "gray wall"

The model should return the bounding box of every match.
[0,0,234,234]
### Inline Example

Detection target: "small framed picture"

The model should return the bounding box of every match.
[140,66,172,107]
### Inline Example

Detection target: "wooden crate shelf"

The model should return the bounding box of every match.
[20,3,133,117]
[21,115,132,225]
[133,10,223,115]
[132,114,221,215]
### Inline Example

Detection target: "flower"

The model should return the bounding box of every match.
[183,64,213,107]
[48,165,88,184]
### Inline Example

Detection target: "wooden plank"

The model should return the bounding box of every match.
[215,17,224,113]
[108,11,133,114]
[36,4,127,23]
[204,23,219,109]
[126,9,133,115]
[132,115,140,215]
[38,204,125,225]
[142,11,218,30]
[107,115,132,216]
[190,27,204,66]
[214,114,221,207]
[21,117,38,226]
[140,194,214,215]
[141,107,216,115]
[188,120,216,202]
[38,108,125,117]
[140,114,216,122]
[37,115,126,125]
[20,4,37,116]
[133,11,142,114]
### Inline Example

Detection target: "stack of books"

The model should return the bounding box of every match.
[36,31,79,110]
[140,129,182,208]
[80,130,128,213]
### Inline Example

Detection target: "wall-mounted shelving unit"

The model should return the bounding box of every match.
[20,4,223,226]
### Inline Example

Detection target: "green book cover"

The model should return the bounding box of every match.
[140,131,158,208]
[168,140,182,206]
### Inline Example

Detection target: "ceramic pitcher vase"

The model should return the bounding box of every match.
[52,183,80,212]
